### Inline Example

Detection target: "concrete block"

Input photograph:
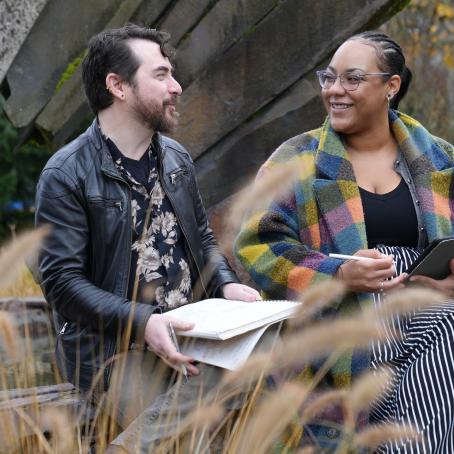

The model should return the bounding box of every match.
[129,0,173,26]
[159,0,213,45]
[0,0,48,84]
[195,75,325,207]
[36,0,173,140]
[4,0,136,128]
[173,0,402,160]
[175,0,279,87]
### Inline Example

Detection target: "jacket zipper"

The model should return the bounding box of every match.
[59,322,68,335]
[87,197,122,209]
[101,170,132,383]
[158,151,208,296]
[170,168,188,184]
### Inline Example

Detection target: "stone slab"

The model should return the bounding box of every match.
[4,0,135,128]
[0,0,48,84]
[175,0,279,87]
[159,0,213,46]
[129,0,174,26]
[173,0,403,160]
[36,0,173,139]
[195,75,325,208]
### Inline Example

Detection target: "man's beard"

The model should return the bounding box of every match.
[131,94,179,133]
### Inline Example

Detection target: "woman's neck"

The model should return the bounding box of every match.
[343,120,395,155]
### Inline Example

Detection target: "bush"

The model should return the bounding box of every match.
[0,97,52,241]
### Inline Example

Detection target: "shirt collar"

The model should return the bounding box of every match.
[96,119,157,166]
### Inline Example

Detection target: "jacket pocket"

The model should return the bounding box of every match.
[168,167,189,185]
[87,196,123,211]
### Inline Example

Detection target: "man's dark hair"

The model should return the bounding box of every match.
[82,24,174,113]
[349,31,412,110]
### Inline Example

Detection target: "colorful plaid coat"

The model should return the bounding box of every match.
[235,110,454,388]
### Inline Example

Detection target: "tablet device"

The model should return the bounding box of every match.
[406,237,454,280]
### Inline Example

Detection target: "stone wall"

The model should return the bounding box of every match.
[0,0,48,84]
[1,0,407,209]
[0,298,55,388]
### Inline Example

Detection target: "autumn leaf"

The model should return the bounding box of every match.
[436,3,454,19]
[443,52,454,68]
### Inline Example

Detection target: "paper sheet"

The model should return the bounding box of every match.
[180,325,270,370]
[167,298,299,339]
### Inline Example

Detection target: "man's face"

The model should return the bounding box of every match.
[126,39,182,133]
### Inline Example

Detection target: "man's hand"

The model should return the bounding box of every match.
[335,249,406,293]
[221,283,262,301]
[409,258,454,296]
[144,314,199,375]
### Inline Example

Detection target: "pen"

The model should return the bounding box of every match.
[169,322,188,381]
[330,253,397,276]
[329,253,371,261]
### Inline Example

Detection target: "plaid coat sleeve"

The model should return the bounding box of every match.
[234,133,343,301]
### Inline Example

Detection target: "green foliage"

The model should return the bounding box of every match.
[0,97,52,240]
[0,107,18,208]
[382,0,454,144]
[55,50,86,93]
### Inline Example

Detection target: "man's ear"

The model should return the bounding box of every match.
[105,73,126,100]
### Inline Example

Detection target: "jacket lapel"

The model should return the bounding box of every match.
[312,119,368,254]
[391,112,454,241]
[312,113,454,251]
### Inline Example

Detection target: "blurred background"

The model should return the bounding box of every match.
[0,0,453,243]
[0,0,453,412]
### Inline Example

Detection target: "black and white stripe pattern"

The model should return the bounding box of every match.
[370,245,454,453]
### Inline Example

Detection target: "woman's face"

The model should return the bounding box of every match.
[320,40,391,135]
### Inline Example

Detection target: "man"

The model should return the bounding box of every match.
[35,24,260,451]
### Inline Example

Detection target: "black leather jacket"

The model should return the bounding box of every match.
[35,120,238,391]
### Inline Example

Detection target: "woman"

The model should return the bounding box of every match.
[235,31,454,453]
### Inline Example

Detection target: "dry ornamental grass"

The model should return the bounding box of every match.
[0,171,437,453]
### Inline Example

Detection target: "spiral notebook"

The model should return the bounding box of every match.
[166,298,300,340]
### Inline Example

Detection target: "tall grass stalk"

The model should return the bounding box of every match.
[0,187,443,452]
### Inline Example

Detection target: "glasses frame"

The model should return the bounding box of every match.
[316,70,391,91]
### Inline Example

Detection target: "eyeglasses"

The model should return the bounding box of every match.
[316,70,391,91]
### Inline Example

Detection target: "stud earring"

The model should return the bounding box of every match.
[387,93,393,100]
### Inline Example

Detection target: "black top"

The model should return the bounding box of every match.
[359,178,419,248]
[104,136,192,308]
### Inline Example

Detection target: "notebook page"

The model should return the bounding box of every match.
[180,325,270,370]
[167,298,299,339]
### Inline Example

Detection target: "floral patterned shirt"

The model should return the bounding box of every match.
[104,133,193,311]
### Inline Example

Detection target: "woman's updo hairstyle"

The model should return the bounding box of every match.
[349,31,412,110]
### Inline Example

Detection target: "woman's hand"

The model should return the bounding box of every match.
[408,258,454,296]
[335,249,407,293]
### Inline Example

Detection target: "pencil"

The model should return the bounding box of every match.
[169,322,189,381]
[329,253,371,261]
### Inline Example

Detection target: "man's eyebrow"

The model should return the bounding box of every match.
[153,65,174,74]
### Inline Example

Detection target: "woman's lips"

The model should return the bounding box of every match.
[330,102,353,110]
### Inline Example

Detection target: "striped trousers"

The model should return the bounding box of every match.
[370,245,454,453]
